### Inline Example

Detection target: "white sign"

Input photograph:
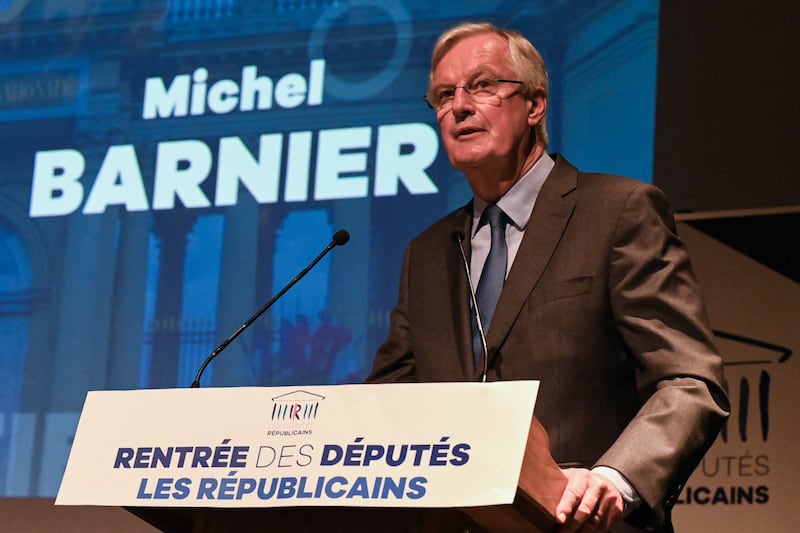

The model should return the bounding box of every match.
[56,382,539,508]
[672,222,800,532]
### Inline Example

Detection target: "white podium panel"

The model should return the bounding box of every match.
[56,382,538,509]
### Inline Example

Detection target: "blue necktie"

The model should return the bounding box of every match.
[473,204,507,365]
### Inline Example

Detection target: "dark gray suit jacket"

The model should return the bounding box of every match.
[367,155,729,531]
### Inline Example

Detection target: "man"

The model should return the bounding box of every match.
[367,22,729,532]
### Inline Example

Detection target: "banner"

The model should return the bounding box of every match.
[672,221,799,532]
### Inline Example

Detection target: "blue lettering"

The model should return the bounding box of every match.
[153,477,173,499]
[314,476,325,498]
[296,476,314,498]
[278,477,297,498]
[134,447,153,468]
[192,447,212,467]
[197,478,217,499]
[385,445,407,466]
[325,476,347,498]
[136,478,152,499]
[346,477,370,498]
[450,443,471,466]
[371,477,383,498]
[231,446,249,468]
[381,477,405,499]
[363,445,384,466]
[344,438,365,466]
[406,477,427,499]
[320,444,343,466]
[174,446,193,467]
[408,444,430,466]
[212,440,232,468]
[257,477,278,499]
[151,447,173,468]
[430,440,449,466]
[173,478,191,499]
[236,478,257,499]
[114,448,134,468]
[218,472,238,500]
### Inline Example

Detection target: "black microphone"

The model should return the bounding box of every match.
[451,230,489,383]
[190,229,351,388]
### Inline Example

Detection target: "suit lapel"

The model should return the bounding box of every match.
[486,157,578,353]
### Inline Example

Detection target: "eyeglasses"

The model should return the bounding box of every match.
[424,78,525,110]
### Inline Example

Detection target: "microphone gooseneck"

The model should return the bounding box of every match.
[190,229,351,388]
[452,230,489,383]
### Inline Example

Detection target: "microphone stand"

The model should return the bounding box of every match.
[452,231,489,383]
[190,230,350,388]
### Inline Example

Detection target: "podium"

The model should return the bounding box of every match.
[463,418,567,532]
[58,384,566,533]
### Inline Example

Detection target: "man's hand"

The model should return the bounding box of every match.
[555,468,625,532]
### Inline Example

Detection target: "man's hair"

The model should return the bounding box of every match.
[429,22,549,147]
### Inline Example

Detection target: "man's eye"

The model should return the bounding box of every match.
[474,79,495,90]
[439,88,455,100]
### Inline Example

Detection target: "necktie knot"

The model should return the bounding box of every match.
[484,204,507,230]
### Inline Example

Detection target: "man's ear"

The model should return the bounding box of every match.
[527,87,547,127]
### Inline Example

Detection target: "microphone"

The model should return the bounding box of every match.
[190,229,351,388]
[451,230,489,383]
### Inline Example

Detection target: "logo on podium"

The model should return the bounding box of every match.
[271,390,326,422]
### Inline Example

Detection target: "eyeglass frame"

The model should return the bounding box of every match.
[423,78,525,110]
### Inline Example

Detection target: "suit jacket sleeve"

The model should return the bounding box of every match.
[366,247,418,383]
[595,182,729,528]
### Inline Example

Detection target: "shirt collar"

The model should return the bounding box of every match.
[472,151,555,236]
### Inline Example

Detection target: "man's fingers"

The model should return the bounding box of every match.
[555,469,588,524]
[594,484,625,530]
[572,480,601,523]
[556,468,625,533]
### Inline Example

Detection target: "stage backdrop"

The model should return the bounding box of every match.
[0,0,660,498]
[672,217,799,532]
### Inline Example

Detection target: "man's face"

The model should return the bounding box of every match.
[431,33,538,178]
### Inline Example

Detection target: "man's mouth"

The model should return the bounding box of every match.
[456,127,483,138]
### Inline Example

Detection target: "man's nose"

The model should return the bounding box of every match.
[450,86,475,118]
